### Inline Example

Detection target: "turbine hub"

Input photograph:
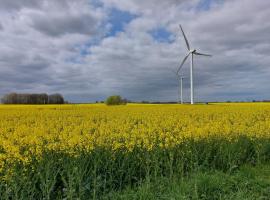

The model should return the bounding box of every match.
[190,49,196,53]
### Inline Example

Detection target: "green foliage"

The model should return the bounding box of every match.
[105,95,127,105]
[0,138,270,199]
[103,164,270,200]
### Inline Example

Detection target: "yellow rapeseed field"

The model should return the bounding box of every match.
[1,103,270,199]
[0,103,270,173]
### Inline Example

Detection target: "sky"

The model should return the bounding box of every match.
[0,0,269,103]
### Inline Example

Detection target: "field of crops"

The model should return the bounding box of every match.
[0,103,270,199]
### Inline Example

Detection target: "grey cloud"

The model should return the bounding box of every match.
[0,0,106,100]
[0,0,43,11]
[0,0,81,12]
[1,0,270,102]
[31,13,101,37]
[102,0,195,14]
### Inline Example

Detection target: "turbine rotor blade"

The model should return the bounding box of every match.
[179,25,190,51]
[176,52,190,74]
[194,52,212,57]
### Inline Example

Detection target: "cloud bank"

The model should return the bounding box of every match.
[0,0,269,102]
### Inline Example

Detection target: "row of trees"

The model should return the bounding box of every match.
[1,93,65,104]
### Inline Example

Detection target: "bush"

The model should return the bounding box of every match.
[105,95,127,105]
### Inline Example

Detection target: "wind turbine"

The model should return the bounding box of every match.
[171,69,185,104]
[177,25,212,104]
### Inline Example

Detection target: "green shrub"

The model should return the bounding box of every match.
[105,95,127,105]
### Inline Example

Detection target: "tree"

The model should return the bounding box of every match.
[48,93,64,104]
[1,93,18,104]
[105,95,127,105]
[1,93,64,104]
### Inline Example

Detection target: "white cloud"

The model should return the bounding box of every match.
[0,0,270,102]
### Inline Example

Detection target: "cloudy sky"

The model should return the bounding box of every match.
[0,0,269,102]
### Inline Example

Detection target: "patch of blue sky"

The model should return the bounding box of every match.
[79,43,91,56]
[66,40,98,63]
[107,8,137,37]
[71,40,96,59]
[80,38,102,56]
[150,27,173,43]
[69,5,137,59]
[65,56,83,64]
[89,0,103,8]
[196,0,223,11]
[75,27,110,57]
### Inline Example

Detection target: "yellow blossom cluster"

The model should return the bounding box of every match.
[0,103,270,171]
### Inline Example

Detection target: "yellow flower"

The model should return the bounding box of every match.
[0,103,270,175]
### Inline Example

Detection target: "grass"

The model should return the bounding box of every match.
[0,137,269,199]
[103,164,270,200]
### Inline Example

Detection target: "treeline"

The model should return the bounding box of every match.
[1,93,65,104]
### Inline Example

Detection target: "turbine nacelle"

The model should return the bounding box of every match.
[190,49,196,53]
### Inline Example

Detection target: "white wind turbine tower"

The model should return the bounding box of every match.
[177,25,212,104]
[179,75,185,104]
[171,69,185,104]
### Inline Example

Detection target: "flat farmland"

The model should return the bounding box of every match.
[0,103,270,199]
